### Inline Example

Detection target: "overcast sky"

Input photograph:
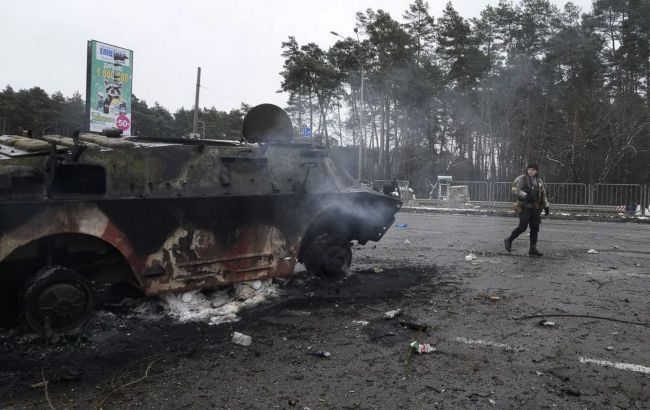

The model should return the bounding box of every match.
[2,0,593,112]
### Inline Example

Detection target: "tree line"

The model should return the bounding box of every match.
[0,86,248,141]
[280,0,650,190]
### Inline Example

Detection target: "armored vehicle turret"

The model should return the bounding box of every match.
[0,104,401,333]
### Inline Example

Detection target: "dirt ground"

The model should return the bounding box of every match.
[1,213,649,409]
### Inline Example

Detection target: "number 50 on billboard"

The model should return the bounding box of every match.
[85,40,133,136]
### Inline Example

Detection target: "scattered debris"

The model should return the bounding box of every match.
[454,336,525,352]
[489,296,501,302]
[159,281,278,325]
[410,340,436,354]
[232,332,252,346]
[31,369,54,410]
[234,281,260,300]
[372,267,384,273]
[181,291,195,303]
[352,320,369,326]
[308,350,331,358]
[535,371,543,376]
[404,239,411,245]
[561,387,581,397]
[539,320,556,327]
[283,310,312,317]
[513,313,649,327]
[384,309,402,320]
[395,223,408,228]
[587,249,598,254]
[488,398,496,405]
[465,253,477,261]
[400,320,428,331]
[606,346,614,351]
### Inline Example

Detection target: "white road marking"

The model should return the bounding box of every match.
[454,337,525,352]
[579,357,650,374]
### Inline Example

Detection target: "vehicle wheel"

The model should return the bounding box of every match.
[21,266,95,334]
[303,234,352,279]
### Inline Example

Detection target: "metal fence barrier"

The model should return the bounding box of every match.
[411,180,648,216]
[591,183,643,207]
[544,183,587,205]
[490,182,513,203]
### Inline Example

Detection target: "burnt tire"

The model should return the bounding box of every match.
[21,266,95,334]
[302,234,352,279]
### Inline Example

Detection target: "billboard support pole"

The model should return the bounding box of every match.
[192,67,201,135]
[85,41,92,132]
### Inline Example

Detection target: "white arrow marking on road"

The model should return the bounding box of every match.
[579,357,650,374]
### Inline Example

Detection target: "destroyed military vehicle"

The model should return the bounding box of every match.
[0,104,401,334]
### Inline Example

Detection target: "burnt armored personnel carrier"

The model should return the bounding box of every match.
[0,104,401,333]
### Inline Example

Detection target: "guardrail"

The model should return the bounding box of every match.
[413,181,648,216]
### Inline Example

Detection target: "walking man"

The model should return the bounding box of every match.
[504,163,550,256]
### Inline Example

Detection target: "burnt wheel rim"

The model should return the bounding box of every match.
[24,275,94,333]
[320,244,351,277]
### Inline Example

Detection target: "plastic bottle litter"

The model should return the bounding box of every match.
[587,249,598,254]
[231,332,252,346]
[384,309,402,320]
[395,223,408,228]
[308,350,331,358]
[410,340,436,354]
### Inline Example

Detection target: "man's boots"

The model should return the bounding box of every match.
[504,237,512,252]
[529,243,543,256]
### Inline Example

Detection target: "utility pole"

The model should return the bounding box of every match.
[192,67,201,135]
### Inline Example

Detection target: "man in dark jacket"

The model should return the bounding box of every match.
[504,163,550,256]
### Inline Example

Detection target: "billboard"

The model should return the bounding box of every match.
[86,40,133,136]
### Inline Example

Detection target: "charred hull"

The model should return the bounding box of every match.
[0,103,401,332]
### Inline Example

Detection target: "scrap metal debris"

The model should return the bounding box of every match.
[308,350,331,358]
[400,320,428,331]
[232,332,252,346]
[384,309,402,320]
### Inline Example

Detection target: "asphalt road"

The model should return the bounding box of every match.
[1,213,648,409]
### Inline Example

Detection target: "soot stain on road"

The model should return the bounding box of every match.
[0,265,454,407]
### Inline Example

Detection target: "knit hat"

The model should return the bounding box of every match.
[526,163,538,172]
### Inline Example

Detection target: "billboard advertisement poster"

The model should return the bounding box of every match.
[86,40,133,136]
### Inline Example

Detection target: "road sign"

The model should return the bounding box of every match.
[303,127,312,138]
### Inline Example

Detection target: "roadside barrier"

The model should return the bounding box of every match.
[412,181,648,216]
